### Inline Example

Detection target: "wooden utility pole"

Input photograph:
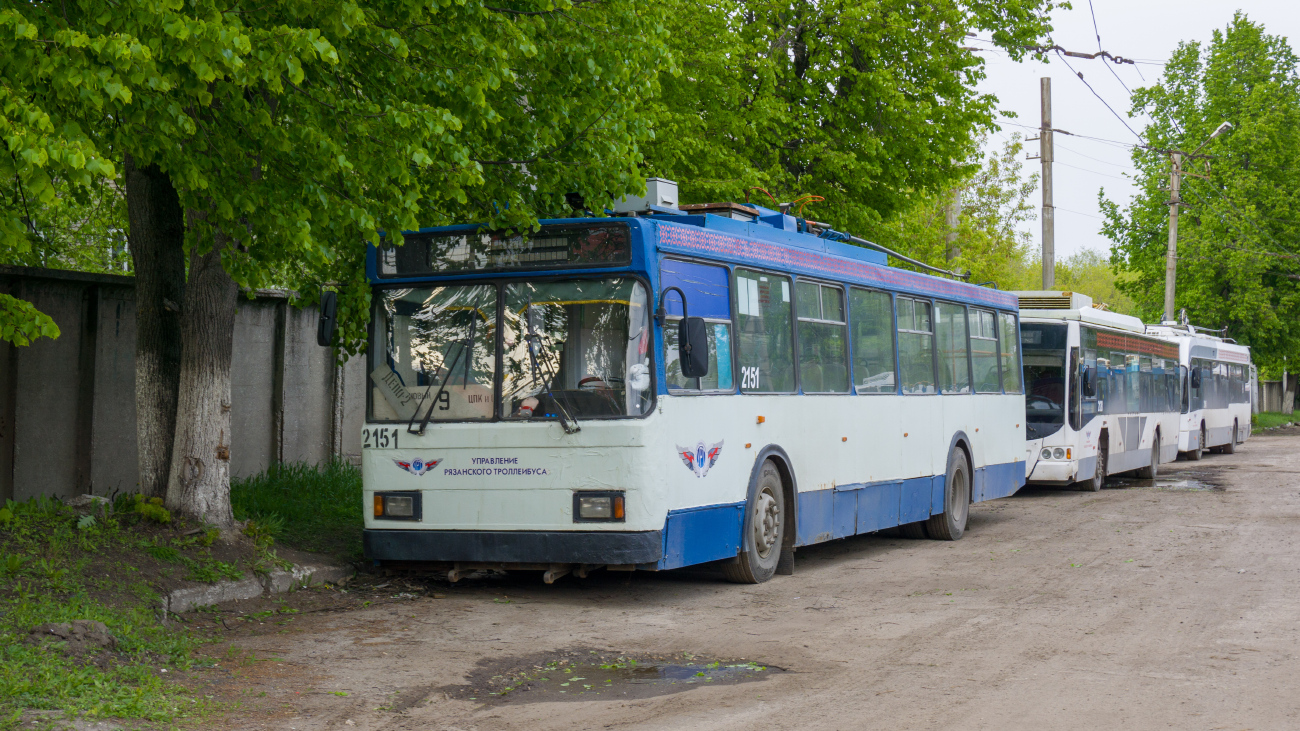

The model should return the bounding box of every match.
[1040,78,1055,289]
[1163,152,1183,322]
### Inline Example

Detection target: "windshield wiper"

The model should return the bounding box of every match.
[408,304,480,436]
[524,301,580,434]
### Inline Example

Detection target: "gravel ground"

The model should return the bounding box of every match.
[203,430,1300,730]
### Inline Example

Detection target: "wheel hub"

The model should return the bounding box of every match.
[753,491,779,557]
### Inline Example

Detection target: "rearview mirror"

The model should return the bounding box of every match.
[1190,368,1202,389]
[317,290,338,347]
[678,317,710,379]
[1082,366,1097,397]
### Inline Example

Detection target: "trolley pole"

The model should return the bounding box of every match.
[1162,152,1182,322]
[1040,77,1055,290]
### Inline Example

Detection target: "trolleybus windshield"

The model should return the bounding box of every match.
[368,278,652,423]
[1021,322,1067,439]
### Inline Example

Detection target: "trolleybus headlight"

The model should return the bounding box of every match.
[1053,448,1065,460]
[373,492,421,521]
[1041,448,1053,460]
[574,491,626,522]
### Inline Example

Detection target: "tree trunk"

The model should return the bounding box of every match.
[165,231,239,527]
[124,156,186,498]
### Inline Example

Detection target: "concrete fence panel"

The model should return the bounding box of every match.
[0,266,362,502]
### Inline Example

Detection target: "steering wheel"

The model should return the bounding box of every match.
[1026,394,1057,410]
[578,376,610,390]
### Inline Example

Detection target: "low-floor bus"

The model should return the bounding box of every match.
[346,185,1029,583]
[1015,291,1181,491]
[1147,323,1253,458]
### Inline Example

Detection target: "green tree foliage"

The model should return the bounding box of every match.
[644,0,1060,235]
[1008,250,1137,314]
[1102,13,1300,370]
[0,0,669,350]
[4,178,129,274]
[860,135,1038,288]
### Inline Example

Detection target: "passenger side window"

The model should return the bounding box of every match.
[661,259,735,392]
[897,297,936,394]
[969,309,1000,393]
[850,288,896,394]
[997,312,1022,393]
[664,321,735,392]
[936,303,971,394]
[796,281,849,393]
[735,269,795,392]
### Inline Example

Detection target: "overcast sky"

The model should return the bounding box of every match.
[973,0,1297,261]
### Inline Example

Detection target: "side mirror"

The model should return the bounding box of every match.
[679,317,710,378]
[1190,368,1202,389]
[317,290,338,347]
[1082,366,1097,397]
[657,286,710,379]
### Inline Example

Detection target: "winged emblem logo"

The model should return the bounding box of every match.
[676,440,723,478]
[392,457,441,476]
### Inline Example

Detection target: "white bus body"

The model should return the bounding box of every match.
[1016,292,1181,489]
[1147,325,1252,456]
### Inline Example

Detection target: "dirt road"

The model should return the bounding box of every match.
[211,431,1300,730]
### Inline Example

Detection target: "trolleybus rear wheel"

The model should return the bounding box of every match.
[1223,420,1238,454]
[925,448,970,541]
[1188,424,1205,461]
[1078,443,1107,492]
[724,460,785,584]
[1137,432,1161,479]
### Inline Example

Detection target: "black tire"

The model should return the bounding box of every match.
[1136,432,1161,479]
[1078,442,1107,492]
[1188,423,1205,461]
[925,448,970,541]
[899,522,928,539]
[723,460,785,584]
[1223,420,1238,454]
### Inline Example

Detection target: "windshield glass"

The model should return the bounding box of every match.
[370,285,497,422]
[1022,322,1068,440]
[501,278,652,420]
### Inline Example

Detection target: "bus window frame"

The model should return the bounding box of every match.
[896,295,939,396]
[659,255,738,396]
[732,265,798,394]
[934,300,974,396]
[793,277,851,395]
[969,306,1003,394]
[847,286,901,396]
[365,272,658,425]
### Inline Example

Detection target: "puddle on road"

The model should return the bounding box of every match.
[1107,475,1222,491]
[442,649,780,704]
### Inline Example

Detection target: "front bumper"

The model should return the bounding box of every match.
[1028,459,1078,484]
[364,528,664,565]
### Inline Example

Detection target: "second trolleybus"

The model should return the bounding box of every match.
[1015,291,1182,491]
[1147,323,1254,458]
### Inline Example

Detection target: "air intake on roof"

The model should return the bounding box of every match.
[1014,291,1094,310]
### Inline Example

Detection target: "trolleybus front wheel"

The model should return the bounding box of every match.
[724,459,785,584]
[925,448,970,541]
[1137,432,1161,479]
[1078,442,1107,492]
[1222,420,1239,454]
[1188,423,1205,461]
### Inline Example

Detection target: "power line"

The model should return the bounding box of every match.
[1056,206,1107,221]
[1054,159,1130,181]
[1055,141,1132,168]
[1054,49,1144,142]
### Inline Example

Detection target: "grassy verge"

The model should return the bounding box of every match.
[0,496,222,727]
[1253,411,1296,433]
[231,460,364,564]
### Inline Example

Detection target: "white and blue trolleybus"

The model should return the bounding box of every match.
[356,185,1028,583]
[1147,323,1253,458]
[1016,291,1181,491]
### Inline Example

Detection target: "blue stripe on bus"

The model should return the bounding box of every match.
[658,501,745,570]
[655,459,1024,570]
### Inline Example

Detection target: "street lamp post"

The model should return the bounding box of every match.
[1164,121,1233,323]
